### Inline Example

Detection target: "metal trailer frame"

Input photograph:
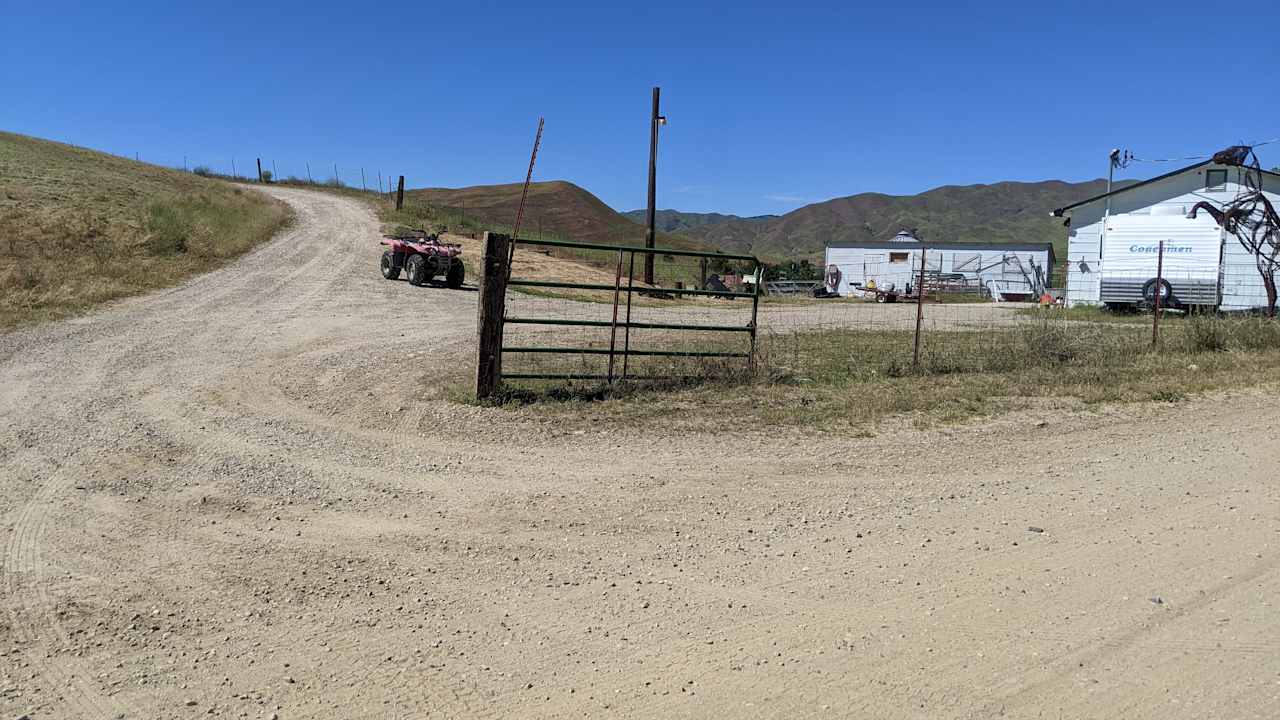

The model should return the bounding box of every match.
[500,237,762,383]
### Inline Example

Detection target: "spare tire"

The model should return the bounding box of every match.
[1141,277,1174,305]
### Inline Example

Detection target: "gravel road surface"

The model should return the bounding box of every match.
[2,187,1278,718]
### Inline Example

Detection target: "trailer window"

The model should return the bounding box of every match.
[889,252,910,263]
[1206,169,1227,190]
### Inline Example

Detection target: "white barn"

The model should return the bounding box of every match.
[824,232,1055,300]
[1052,161,1280,311]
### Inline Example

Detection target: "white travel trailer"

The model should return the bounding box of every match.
[1052,161,1280,310]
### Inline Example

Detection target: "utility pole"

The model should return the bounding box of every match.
[643,87,666,286]
[1101,149,1132,261]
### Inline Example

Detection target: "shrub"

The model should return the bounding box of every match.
[192,166,213,177]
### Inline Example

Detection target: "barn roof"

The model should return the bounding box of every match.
[1051,161,1280,217]
[825,240,1052,252]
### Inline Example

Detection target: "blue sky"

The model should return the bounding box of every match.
[3,0,1278,216]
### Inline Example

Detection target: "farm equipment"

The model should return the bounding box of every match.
[380,232,465,288]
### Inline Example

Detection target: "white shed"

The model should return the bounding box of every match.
[1052,161,1280,311]
[823,233,1055,301]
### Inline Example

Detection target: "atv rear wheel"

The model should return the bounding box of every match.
[380,251,400,280]
[446,259,465,289]
[405,254,428,286]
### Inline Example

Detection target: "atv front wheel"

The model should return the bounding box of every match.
[380,251,400,280]
[446,259,465,289]
[405,254,428,286]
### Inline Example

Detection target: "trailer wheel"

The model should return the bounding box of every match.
[445,260,465,289]
[1141,277,1174,306]
[405,254,427,286]
[380,251,400,280]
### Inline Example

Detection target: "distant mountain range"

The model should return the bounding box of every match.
[623,179,1131,259]
[620,209,779,234]
[406,177,1130,262]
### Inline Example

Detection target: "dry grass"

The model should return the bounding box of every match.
[469,314,1280,433]
[0,131,292,328]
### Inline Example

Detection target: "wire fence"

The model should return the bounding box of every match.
[753,246,1280,387]
[479,236,1280,398]
[108,149,404,194]
[480,234,762,395]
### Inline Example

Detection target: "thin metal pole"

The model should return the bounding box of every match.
[622,250,637,379]
[334,163,339,185]
[644,87,661,286]
[1102,149,1118,260]
[749,259,761,375]
[232,158,237,178]
[912,248,927,369]
[1153,240,1165,347]
[306,162,312,183]
[607,249,625,383]
[507,117,545,280]
[272,159,278,180]
[361,167,367,191]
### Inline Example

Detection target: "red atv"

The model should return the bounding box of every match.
[380,232,465,288]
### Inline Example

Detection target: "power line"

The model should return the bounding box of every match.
[1127,136,1280,165]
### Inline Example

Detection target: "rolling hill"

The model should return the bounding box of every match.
[657,179,1130,260]
[403,180,710,252]
[0,131,290,328]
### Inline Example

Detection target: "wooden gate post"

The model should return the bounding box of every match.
[395,175,405,210]
[476,232,512,400]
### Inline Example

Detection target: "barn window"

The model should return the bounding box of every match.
[1206,169,1227,190]
[889,252,910,263]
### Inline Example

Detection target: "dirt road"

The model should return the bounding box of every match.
[3,187,1278,719]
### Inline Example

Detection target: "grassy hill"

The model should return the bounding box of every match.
[402,181,710,252]
[0,131,291,328]
[672,179,1129,261]
[620,209,778,234]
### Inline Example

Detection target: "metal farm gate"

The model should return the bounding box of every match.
[475,233,762,398]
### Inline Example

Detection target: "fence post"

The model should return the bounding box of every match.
[361,167,367,191]
[396,175,405,210]
[476,232,512,400]
[256,158,263,183]
[912,248,927,369]
[1152,240,1165,347]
